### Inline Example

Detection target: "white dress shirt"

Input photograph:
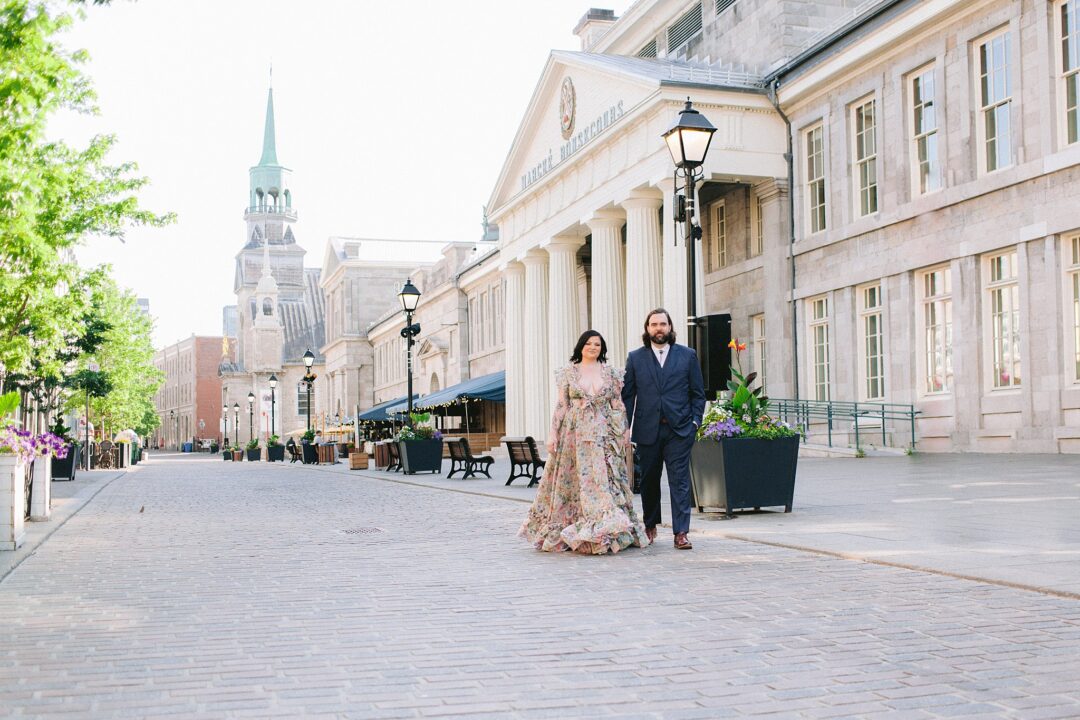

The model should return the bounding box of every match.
[651,344,668,368]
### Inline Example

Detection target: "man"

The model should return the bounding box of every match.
[622,308,706,550]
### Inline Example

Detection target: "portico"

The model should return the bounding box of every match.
[487,52,788,441]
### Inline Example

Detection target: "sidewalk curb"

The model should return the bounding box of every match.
[0,467,132,584]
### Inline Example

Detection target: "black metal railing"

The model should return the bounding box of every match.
[772,398,921,451]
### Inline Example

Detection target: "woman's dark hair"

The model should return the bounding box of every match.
[641,308,677,347]
[570,330,608,364]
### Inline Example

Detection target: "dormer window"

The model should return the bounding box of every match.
[262,299,273,316]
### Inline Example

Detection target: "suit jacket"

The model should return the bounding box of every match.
[622,343,706,446]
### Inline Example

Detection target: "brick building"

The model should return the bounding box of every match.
[153,335,230,449]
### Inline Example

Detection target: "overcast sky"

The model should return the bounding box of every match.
[54,0,633,348]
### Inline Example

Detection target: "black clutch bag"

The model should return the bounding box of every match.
[626,441,643,495]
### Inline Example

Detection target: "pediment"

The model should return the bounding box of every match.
[487,51,662,215]
[417,337,447,358]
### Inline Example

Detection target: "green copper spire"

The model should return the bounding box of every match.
[258,87,278,166]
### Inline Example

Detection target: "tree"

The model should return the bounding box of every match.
[0,0,172,383]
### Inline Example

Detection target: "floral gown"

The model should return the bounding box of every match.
[519,364,649,554]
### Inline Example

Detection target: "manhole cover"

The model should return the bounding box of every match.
[342,527,384,535]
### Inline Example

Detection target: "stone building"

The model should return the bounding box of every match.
[219,86,327,443]
[152,335,228,449]
[488,0,1080,453]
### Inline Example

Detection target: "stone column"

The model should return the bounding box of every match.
[658,177,688,342]
[503,261,527,436]
[621,190,664,360]
[758,178,793,399]
[588,210,627,364]
[546,235,585,392]
[522,250,551,442]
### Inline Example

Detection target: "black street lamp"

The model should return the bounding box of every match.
[222,403,229,447]
[232,403,240,446]
[398,279,422,421]
[302,349,316,433]
[247,391,255,443]
[662,98,716,352]
[169,409,175,450]
[268,374,278,438]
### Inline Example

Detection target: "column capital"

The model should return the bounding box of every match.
[521,248,549,266]
[501,259,525,276]
[620,188,664,210]
[586,208,625,231]
[753,177,788,202]
[542,234,586,252]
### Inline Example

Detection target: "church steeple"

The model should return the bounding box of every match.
[258,87,279,167]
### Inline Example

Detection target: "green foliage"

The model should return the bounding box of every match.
[0,391,20,421]
[268,434,281,447]
[49,418,75,444]
[246,438,259,450]
[399,412,437,440]
[0,1,173,381]
[301,429,315,443]
[698,340,798,442]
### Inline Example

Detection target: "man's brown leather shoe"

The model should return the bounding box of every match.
[674,532,692,550]
[645,526,657,544]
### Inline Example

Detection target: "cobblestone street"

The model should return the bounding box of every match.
[3,454,1080,719]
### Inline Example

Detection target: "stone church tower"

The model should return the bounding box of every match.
[221,84,325,443]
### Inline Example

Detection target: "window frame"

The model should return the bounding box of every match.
[805,123,827,235]
[985,249,1022,390]
[975,28,1014,174]
[751,193,764,257]
[909,63,942,196]
[851,96,879,217]
[858,283,885,401]
[919,266,954,396]
[807,295,831,401]
[709,200,728,271]
[752,314,766,393]
[1056,0,1080,146]
[1066,234,1080,383]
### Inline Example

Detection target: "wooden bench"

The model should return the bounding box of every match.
[502,436,545,487]
[447,438,494,479]
[287,444,301,463]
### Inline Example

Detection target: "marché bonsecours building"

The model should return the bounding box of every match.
[488,0,1080,454]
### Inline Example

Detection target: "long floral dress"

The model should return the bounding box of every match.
[519,364,649,554]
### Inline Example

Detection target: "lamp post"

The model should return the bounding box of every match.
[222,404,229,448]
[662,98,716,351]
[169,409,175,450]
[85,361,98,471]
[232,403,240,447]
[247,391,255,443]
[268,374,278,438]
[398,279,422,421]
[301,350,316,433]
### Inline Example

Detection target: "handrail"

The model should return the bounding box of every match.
[771,398,921,451]
[244,205,297,218]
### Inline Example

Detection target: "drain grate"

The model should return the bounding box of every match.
[342,527,384,535]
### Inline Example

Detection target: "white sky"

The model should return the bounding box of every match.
[54,0,633,348]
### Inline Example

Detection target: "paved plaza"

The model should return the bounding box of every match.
[2,452,1080,718]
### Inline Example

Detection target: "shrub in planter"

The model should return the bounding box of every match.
[231,445,244,462]
[266,434,285,462]
[690,340,800,517]
[245,438,261,462]
[396,414,443,474]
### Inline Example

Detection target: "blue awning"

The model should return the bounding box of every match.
[357,393,418,422]
[383,371,505,415]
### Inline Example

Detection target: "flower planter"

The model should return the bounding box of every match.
[29,456,51,521]
[349,452,369,470]
[246,448,261,462]
[51,444,81,481]
[301,443,318,465]
[690,435,799,517]
[398,439,443,475]
[231,450,244,462]
[222,451,232,461]
[1,455,27,550]
[266,445,285,462]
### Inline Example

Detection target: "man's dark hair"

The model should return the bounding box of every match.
[641,308,677,347]
[570,330,608,364]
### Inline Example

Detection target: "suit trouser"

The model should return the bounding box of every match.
[637,423,695,535]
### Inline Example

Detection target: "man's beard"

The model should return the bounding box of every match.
[650,331,672,345]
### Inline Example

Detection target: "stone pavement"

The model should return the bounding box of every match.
[310,451,1080,598]
[2,451,1080,718]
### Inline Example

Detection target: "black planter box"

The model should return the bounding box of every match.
[398,439,443,475]
[690,435,799,516]
[223,451,233,461]
[246,448,262,462]
[301,443,318,464]
[266,445,285,462]
[51,444,81,481]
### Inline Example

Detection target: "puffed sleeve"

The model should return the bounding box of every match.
[549,365,572,438]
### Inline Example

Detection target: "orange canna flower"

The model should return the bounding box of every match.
[727,339,737,349]
[737,343,747,352]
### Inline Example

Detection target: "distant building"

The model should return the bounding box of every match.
[136,298,150,317]
[153,335,228,449]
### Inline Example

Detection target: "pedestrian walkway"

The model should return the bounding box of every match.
[4,452,1080,719]
[303,451,1080,597]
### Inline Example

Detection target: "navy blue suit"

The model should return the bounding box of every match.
[622,343,706,535]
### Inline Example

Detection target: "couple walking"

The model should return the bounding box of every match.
[519,308,706,554]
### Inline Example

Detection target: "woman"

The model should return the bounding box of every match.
[519,330,649,554]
